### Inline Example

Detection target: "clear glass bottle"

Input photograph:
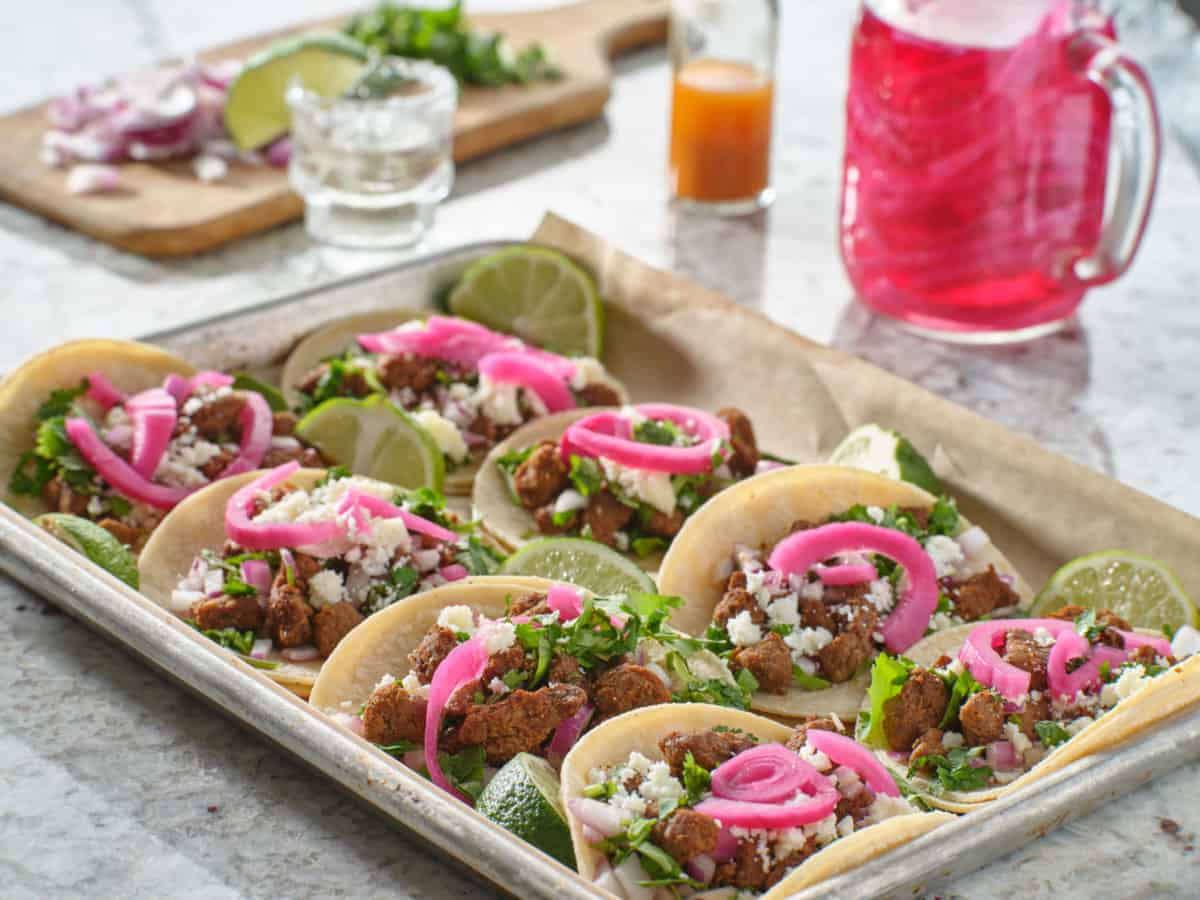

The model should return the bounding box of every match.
[668,0,778,214]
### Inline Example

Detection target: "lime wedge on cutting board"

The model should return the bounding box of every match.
[476,753,575,868]
[225,32,369,150]
[448,247,605,358]
[1031,551,1197,633]
[500,537,656,596]
[35,513,139,588]
[295,395,444,491]
[829,424,942,495]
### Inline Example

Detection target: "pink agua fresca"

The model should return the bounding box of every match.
[839,0,1161,339]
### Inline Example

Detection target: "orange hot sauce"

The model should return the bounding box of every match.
[669,59,774,204]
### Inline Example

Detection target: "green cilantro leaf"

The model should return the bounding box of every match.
[1034,720,1071,748]
[568,455,604,496]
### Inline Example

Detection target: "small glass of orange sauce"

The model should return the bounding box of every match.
[668,0,778,214]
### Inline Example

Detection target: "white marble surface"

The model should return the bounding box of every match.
[2,1,1199,898]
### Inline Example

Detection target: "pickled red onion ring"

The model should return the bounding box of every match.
[768,523,938,652]
[817,563,878,586]
[64,417,191,509]
[85,372,126,410]
[357,316,520,365]
[1046,630,1127,700]
[560,404,731,475]
[803,729,900,797]
[214,391,272,479]
[710,744,813,804]
[958,619,1073,700]
[125,387,177,478]
[440,564,468,582]
[425,635,490,800]
[224,462,342,550]
[694,763,839,830]
[335,488,457,543]
[477,352,575,413]
[162,373,190,402]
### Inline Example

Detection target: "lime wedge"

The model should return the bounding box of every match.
[476,753,575,868]
[224,32,369,150]
[447,247,605,358]
[295,395,444,491]
[500,537,655,595]
[829,424,942,495]
[1031,551,1198,632]
[35,513,139,588]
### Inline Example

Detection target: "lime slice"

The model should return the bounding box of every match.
[295,395,444,491]
[447,247,605,358]
[500,537,655,595]
[1030,551,1198,633]
[476,753,575,868]
[829,424,942,495]
[224,32,369,150]
[35,513,139,588]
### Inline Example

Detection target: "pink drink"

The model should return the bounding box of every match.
[840,5,1117,335]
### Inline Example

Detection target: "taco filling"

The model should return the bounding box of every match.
[859,607,1190,794]
[8,370,323,551]
[573,720,915,895]
[168,461,501,664]
[701,503,1021,696]
[495,404,769,556]
[293,316,624,468]
[339,587,755,802]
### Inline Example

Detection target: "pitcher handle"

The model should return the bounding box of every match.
[1070,31,1162,286]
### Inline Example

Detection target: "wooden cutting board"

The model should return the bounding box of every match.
[0,0,668,257]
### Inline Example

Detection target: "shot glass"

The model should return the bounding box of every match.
[287,58,458,249]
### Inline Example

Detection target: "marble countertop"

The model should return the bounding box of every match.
[2,2,1199,898]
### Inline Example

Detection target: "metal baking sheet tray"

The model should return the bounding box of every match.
[3,240,1198,900]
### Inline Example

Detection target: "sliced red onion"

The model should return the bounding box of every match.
[560,405,731,476]
[401,748,426,770]
[240,559,273,597]
[281,645,321,662]
[264,136,292,168]
[126,388,178,478]
[327,711,364,736]
[440,564,468,582]
[66,417,192,509]
[685,854,716,884]
[249,637,273,660]
[712,826,737,862]
[546,703,594,766]
[816,563,878,586]
[986,740,1017,771]
[224,463,341,550]
[85,371,126,410]
[959,619,1073,700]
[280,548,297,578]
[567,797,624,838]
[461,430,488,448]
[66,164,123,195]
[337,489,457,542]
[104,425,132,446]
[425,636,490,800]
[547,584,585,622]
[805,730,900,797]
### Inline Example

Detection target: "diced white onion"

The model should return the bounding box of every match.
[957,526,990,558]
[281,645,321,662]
[168,589,204,614]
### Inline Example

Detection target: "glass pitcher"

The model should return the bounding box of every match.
[839,0,1161,340]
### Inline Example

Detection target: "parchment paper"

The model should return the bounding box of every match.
[530,212,1200,595]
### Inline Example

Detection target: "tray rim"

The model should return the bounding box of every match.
[3,238,1199,900]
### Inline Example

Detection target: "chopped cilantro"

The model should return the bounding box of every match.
[926,497,960,536]
[435,744,487,802]
[735,668,760,696]
[568,455,604,496]
[316,465,351,486]
[792,667,832,691]
[632,419,682,446]
[583,781,615,800]
[631,536,667,558]
[681,752,710,805]
[1099,660,1112,682]
[364,564,419,615]
[862,653,915,749]
[1163,623,1177,640]
[1034,720,1071,748]
[939,667,984,729]
[378,739,419,758]
[186,620,256,656]
[1074,609,1107,644]
[36,381,89,421]
[242,656,280,670]
[501,668,528,690]
[910,745,992,794]
[221,576,259,598]
[456,536,504,575]
[496,445,535,474]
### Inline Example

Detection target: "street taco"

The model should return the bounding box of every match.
[1,338,322,553]
[858,606,1200,812]
[280,313,628,493]
[475,403,771,568]
[656,465,1032,721]
[139,462,503,696]
[309,577,758,803]
[561,703,953,898]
